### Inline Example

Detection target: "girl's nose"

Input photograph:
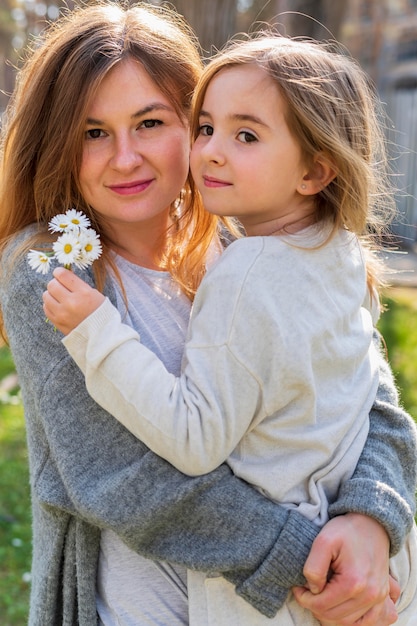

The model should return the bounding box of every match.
[201,135,226,166]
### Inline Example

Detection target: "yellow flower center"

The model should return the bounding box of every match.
[85,243,93,253]
[64,243,73,254]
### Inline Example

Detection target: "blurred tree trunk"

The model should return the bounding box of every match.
[0,0,18,113]
[169,0,238,54]
[262,0,348,40]
[163,0,347,53]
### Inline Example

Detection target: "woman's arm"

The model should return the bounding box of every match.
[329,335,417,554]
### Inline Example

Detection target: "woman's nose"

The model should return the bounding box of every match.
[110,135,143,171]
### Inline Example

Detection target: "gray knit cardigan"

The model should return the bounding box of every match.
[1,226,416,626]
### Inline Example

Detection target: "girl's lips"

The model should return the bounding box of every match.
[108,179,154,196]
[203,175,232,188]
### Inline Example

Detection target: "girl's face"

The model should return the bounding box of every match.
[79,59,190,246]
[190,64,313,235]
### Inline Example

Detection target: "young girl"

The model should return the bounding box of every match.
[44,35,417,624]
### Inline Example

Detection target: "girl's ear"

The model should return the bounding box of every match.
[297,153,337,195]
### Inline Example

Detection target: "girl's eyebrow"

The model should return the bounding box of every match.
[86,102,175,126]
[198,109,268,128]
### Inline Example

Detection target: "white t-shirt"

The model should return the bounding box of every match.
[97,257,191,626]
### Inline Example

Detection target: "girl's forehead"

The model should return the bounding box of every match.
[203,64,276,103]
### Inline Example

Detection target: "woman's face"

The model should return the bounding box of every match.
[79,59,190,244]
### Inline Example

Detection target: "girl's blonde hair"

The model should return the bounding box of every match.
[191,35,396,291]
[0,1,219,300]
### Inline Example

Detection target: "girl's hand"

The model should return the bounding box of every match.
[292,513,399,625]
[43,266,105,335]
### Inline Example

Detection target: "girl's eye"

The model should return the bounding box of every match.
[85,128,105,140]
[140,119,162,129]
[199,124,213,137]
[237,130,257,143]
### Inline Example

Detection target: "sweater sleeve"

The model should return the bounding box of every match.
[329,332,417,556]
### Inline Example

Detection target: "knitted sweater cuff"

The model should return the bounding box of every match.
[328,478,414,556]
[232,510,320,618]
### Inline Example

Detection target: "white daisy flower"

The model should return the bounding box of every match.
[27,250,52,274]
[52,232,81,266]
[74,229,103,269]
[64,209,91,232]
[29,211,101,279]
[48,213,70,233]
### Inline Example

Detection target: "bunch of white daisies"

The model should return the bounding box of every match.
[28,209,102,275]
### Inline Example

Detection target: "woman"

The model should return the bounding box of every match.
[0,3,415,625]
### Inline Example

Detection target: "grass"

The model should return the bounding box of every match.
[378,287,417,421]
[0,347,31,626]
[0,287,416,624]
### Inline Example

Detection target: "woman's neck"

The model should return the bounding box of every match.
[110,242,163,270]
[102,220,170,270]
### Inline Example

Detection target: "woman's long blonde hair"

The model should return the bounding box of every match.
[191,35,397,292]
[0,1,220,300]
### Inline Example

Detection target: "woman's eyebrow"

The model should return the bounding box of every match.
[86,102,175,126]
[131,102,175,119]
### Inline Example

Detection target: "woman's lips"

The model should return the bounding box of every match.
[108,179,154,195]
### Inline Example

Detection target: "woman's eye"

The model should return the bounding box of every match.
[238,130,257,143]
[140,119,162,129]
[199,124,213,136]
[85,128,105,140]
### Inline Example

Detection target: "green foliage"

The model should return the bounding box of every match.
[378,288,417,422]
[0,345,15,380]
[0,348,31,626]
[0,287,416,624]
